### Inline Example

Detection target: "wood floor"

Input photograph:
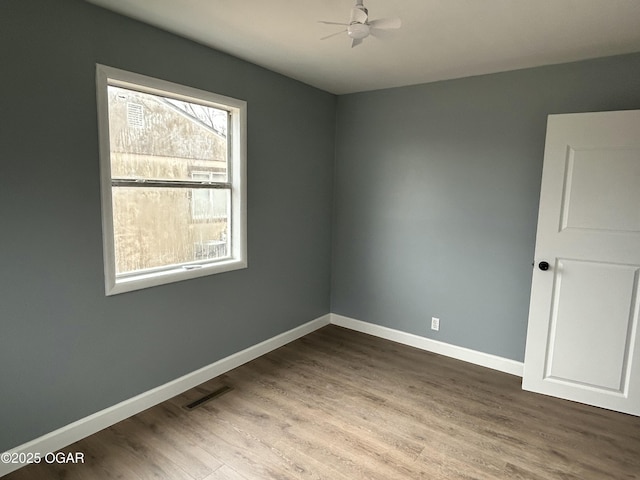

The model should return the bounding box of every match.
[6,325,640,479]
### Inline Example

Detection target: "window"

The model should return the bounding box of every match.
[190,171,228,221]
[96,65,247,295]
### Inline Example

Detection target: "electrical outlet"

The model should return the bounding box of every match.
[431,317,440,331]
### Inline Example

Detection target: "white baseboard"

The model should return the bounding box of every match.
[2,312,523,477]
[0,314,331,477]
[330,313,524,377]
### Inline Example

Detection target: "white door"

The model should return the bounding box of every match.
[523,110,640,416]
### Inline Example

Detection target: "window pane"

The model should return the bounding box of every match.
[112,186,230,275]
[108,85,228,182]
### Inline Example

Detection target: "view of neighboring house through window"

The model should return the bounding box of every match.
[96,65,247,295]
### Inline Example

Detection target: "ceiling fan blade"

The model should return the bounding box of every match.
[368,17,401,30]
[351,38,363,48]
[350,8,368,24]
[368,28,392,40]
[320,30,347,41]
[318,20,349,26]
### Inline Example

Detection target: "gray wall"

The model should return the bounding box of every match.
[332,53,640,362]
[0,0,335,451]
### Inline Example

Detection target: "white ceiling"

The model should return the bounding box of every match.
[85,0,640,95]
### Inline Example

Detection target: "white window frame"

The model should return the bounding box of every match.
[96,64,247,296]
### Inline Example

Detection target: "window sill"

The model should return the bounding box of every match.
[106,258,247,296]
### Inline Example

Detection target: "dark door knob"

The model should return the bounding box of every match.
[538,261,550,271]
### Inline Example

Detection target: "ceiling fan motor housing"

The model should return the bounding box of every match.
[350,3,368,24]
[349,1,370,39]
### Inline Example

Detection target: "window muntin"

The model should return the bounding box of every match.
[96,65,246,295]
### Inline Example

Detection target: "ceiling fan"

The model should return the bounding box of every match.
[319,0,402,48]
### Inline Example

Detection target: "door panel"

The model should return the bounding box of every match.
[546,259,638,391]
[561,147,640,232]
[523,110,640,416]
